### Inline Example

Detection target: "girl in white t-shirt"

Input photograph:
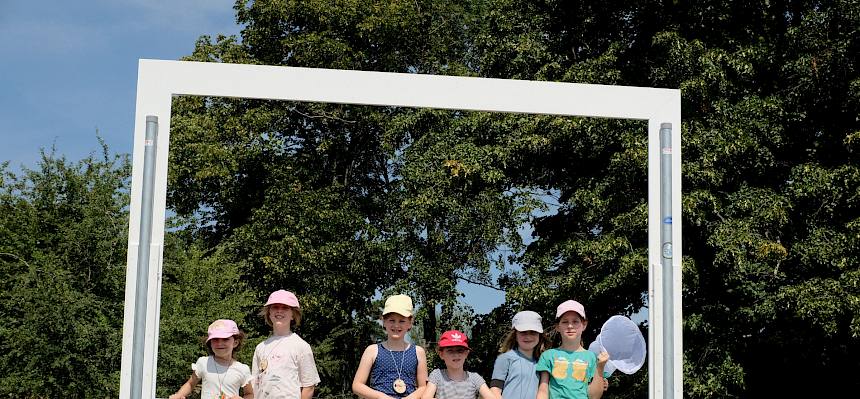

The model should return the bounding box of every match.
[252,290,321,399]
[169,319,254,399]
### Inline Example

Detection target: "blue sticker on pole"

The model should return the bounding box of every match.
[663,216,672,224]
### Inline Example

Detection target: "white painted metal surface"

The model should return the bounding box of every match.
[121,59,682,398]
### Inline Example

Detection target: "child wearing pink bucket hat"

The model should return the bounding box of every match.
[168,319,253,399]
[252,289,320,399]
[536,300,609,399]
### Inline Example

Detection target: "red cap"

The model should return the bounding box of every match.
[438,330,470,349]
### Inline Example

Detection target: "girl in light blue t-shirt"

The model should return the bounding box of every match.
[489,311,546,399]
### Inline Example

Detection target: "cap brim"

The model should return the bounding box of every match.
[439,344,470,349]
[383,310,412,317]
[513,323,543,332]
[207,333,234,342]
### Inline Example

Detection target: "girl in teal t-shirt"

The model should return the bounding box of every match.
[535,300,608,399]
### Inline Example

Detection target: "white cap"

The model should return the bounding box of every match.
[512,311,543,332]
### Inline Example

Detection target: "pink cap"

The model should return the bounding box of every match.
[266,289,300,308]
[207,319,239,342]
[438,329,470,349]
[556,300,586,320]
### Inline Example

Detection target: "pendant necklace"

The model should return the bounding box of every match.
[260,334,289,372]
[215,357,233,399]
[387,343,410,394]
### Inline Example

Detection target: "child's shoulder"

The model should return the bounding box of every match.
[359,343,380,359]
[233,360,252,373]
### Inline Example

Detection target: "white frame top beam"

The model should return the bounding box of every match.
[121,59,682,399]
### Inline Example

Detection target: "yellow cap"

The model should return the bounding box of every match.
[382,294,413,317]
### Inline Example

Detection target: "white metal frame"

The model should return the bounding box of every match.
[120,59,682,398]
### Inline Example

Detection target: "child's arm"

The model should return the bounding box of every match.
[587,351,609,399]
[301,385,315,399]
[489,385,503,399]
[421,382,437,399]
[240,382,255,399]
[478,383,496,399]
[536,371,550,399]
[168,372,200,399]
[405,346,429,399]
[352,344,391,399]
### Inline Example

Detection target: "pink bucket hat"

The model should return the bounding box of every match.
[207,319,240,342]
[556,300,586,320]
[266,289,300,308]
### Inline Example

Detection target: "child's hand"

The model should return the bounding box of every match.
[168,394,185,399]
[597,350,610,366]
[229,395,243,399]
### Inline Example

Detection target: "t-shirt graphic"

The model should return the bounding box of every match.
[535,348,596,399]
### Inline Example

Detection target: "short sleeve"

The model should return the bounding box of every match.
[469,372,486,390]
[587,352,598,382]
[535,351,552,373]
[191,357,207,379]
[298,341,322,387]
[428,369,443,385]
[491,354,509,382]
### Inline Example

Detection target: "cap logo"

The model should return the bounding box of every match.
[451,333,462,341]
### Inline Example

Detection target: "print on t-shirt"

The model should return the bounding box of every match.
[550,355,590,382]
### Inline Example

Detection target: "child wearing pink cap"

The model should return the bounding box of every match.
[252,289,320,399]
[423,330,494,399]
[169,319,253,399]
[536,300,608,399]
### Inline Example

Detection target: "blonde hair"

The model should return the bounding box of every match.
[258,304,302,328]
[498,328,547,360]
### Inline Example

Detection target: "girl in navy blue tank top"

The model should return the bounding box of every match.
[352,295,428,399]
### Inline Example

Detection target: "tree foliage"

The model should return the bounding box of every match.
[1,0,858,397]
[0,148,129,398]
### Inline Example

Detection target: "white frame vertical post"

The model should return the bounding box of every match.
[120,59,682,399]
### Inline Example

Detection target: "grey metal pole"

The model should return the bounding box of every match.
[660,123,674,398]
[130,116,158,399]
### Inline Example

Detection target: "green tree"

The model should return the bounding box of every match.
[0,147,129,398]
[164,0,859,397]
[155,232,259,398]
[464,0,860,397]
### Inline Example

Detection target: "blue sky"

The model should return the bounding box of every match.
[0,0,239,169]
[0,0,508,314]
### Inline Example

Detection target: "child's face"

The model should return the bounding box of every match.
[439,346,469,369]
[209,336,238,360]
[269,303,294,329]
[516,330,540,352]
[556,311,586,343]
[382,313,412,340]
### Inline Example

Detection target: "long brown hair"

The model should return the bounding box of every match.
[498,328,547,360]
